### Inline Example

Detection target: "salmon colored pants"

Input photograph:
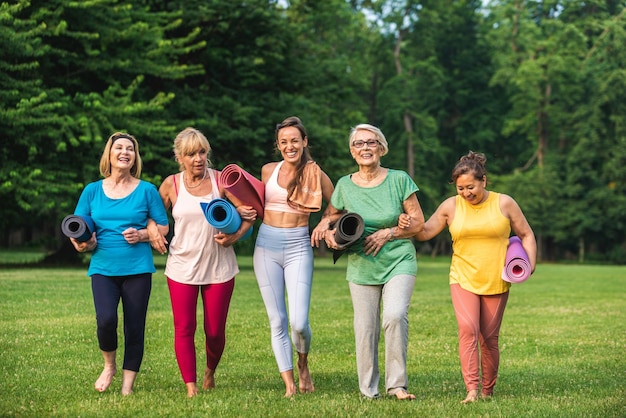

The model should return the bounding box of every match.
[450,284,509,396]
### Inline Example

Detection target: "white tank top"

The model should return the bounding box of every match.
[164,169,239,284]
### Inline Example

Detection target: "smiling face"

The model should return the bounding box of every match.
[350,129,381,168]
[276,126,307,163]
[455,173,487,205]
[110,138,136,172]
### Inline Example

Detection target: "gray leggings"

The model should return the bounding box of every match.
[349,274,416,398]
[253,224,313,372]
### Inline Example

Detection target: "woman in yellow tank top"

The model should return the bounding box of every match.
[414,151,536,403]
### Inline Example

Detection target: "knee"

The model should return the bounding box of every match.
[97,313,118,330]
[458,324,480,342]
[174,323,196,338]
[382,309,407,329]
[290,319,309,337]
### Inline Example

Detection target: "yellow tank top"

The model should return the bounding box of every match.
[449,191,511,295]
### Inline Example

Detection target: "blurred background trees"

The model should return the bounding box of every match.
[1,0,624,263]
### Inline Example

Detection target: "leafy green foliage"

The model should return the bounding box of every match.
[0,0,625,262]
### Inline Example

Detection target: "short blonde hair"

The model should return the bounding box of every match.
[173,127,212,171]
[99,132,142,178]
[348,124,389,156]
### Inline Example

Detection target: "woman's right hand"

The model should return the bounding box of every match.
[70,233,97,253]
[324,229,339,250]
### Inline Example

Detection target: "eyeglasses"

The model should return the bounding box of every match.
[351,139,380,148]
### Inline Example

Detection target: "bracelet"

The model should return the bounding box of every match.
[389,227,395,241]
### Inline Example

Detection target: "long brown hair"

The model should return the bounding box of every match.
[275,116,313,204]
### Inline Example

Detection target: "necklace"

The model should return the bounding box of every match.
[357,167,381,182]
[185,169,207,189]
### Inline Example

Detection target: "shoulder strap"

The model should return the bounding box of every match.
[173,173,179,196]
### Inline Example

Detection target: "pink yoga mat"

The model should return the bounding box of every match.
[502,236,531,283]
[220,164,265,220]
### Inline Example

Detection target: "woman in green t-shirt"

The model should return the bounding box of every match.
[312,124,425,400]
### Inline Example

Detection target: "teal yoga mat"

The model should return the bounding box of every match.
[200,198,253,240]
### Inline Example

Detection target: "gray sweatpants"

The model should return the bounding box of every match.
[349,274,416,398]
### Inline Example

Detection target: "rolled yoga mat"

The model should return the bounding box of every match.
[219,164,265,220]
[502,236,531,283]
[200,198,253,240]
[61,214,95,242]
[332,212,365,264]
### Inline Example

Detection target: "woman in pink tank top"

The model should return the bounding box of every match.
[148,127,253,397]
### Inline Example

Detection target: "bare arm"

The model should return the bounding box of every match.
[414,196,455,241]
[311,203,344,248]
[501,194,537,271]
[147,175,175,254]
[310,170,336,247]
[363,193,425,257]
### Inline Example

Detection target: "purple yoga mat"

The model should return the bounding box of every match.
[502,236,531,283]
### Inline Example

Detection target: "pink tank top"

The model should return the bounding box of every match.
[264,161,308,215]
[164,169,239,285]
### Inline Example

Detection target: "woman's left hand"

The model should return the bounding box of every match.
[214,231,235,247]
[236,205,257,222]
[363,228,393,257]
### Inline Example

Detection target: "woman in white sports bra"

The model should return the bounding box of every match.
[253,116,334,397]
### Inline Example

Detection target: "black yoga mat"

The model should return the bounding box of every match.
[61,215,95,242]
[332,212,365,263]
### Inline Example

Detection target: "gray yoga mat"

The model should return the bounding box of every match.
[332,212,365,263]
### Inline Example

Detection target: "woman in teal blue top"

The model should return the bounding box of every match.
[70,132,168,395]
[312,124,425,400]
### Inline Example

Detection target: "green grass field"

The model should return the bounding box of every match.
[0,254,624,417]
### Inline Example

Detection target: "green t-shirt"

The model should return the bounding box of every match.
[330,169,419,285]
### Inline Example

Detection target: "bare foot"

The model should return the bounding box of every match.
[94,365,116,392]
[186,382,199,397]
[280,370,297,398]
[121,370,137,395]
[481,391,492,400]
[202,368,215,390]
[461,389,479,404]
[285,387,297,398]
[394,390,416,400]
[297,354,314,394]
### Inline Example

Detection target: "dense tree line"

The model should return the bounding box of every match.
[1,0,624,263]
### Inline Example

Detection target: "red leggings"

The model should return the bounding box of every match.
[450,284,509,395]
[167,277,235,384]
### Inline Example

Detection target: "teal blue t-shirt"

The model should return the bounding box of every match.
[330,169,419,285]
[74,180,168,277]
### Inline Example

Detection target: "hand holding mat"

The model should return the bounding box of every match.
[200,199,253,240]
[61,215,95,242]
[502,236,531,283]
[220,164,265,220]
[331,212,365,264]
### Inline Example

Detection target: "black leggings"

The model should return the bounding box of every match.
[91,273,152,372]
